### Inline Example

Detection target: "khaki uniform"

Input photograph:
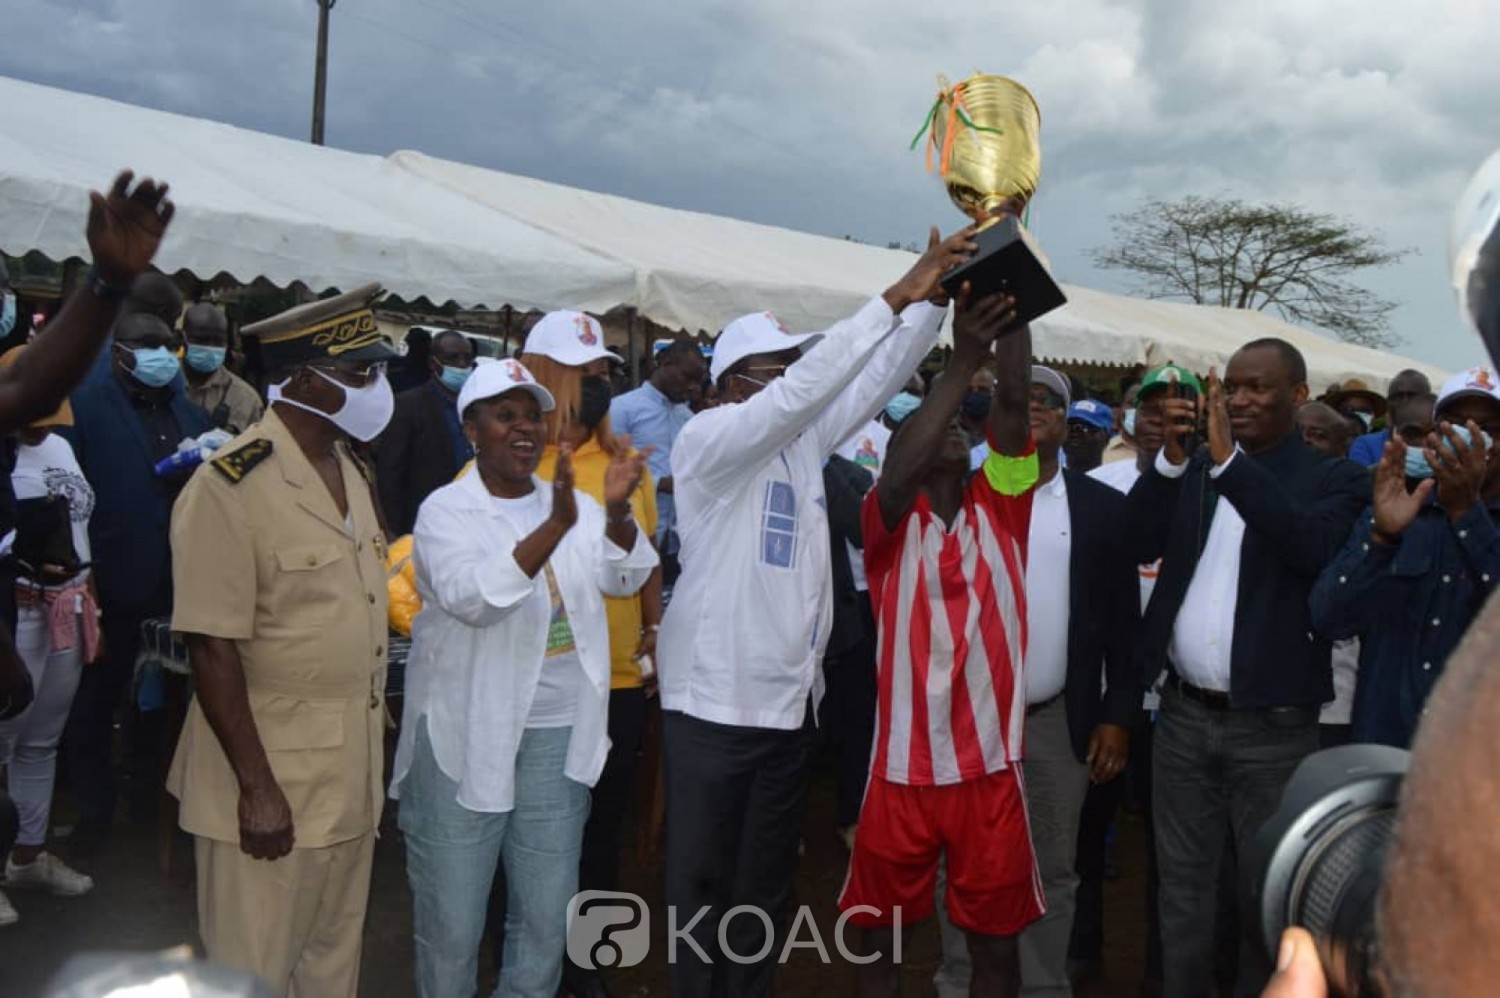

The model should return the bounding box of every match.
[166,407,388,997]
[185,365,265,436]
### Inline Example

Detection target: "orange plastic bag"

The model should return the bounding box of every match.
[386,535,421,637]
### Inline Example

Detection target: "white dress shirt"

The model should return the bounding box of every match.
[389,469,658,813]
[1159,448,1243,692]
[1025,470,1071,704]
[1320,638,1360,725]
[658,297,944,730]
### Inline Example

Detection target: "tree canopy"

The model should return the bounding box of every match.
[1092,196,1412,348]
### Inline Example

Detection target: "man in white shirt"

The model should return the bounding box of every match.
[1121,340,1368,996]
[658,226,976,997]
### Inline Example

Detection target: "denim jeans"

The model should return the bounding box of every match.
[1153,685,1318,998]
[399,720,590,998]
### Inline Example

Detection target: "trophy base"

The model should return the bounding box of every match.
[940,215,1066,327]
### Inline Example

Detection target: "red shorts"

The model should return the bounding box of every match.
[837,766,1044,937]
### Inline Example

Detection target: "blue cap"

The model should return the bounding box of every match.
[1068,399,1114,433]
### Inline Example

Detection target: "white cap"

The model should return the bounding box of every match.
[457,357,556,417]
[710,311,823,383]
[1032,364,1072,408]
[1435,364,1500,415]
[521,311,621,367]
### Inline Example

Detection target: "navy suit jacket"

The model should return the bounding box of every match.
[62,371,212,614]
[1061,469,1142,761]
[1125,434,1370,709]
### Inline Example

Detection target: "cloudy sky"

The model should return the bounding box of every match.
[9,0,1499,370]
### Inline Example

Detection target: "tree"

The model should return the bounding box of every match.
[1092,196,1412,348]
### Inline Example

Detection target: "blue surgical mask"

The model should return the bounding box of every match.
[1123,408,1138,437]
[1404,446,1433,480]
[126,346,181,388]
[438,364,472,393]
[185,344,227,374]
[0,294,14,338]
[884,391,921,424]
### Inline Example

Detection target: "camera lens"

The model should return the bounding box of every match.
[1246,744,1410,997]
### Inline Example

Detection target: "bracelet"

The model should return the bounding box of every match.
[606,506,634,525]
[85,267,133,302]
[641,624,660,634]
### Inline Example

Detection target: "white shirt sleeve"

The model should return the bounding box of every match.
[671,297,902,494]
[1154,448,1190,479]
[1207,447,1241,479]
[808,301,945,457]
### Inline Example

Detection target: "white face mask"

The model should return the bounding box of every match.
[269,367,395,442]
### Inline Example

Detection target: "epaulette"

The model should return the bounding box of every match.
[211,439,274,484]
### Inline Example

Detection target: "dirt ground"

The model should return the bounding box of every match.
[3,729,1152,997]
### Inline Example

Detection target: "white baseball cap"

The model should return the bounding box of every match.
[457,357,556,417]
[710,311,823,384]
[521,310,622,367]
[1032,365,1072,409]
[1435,364,1500,415]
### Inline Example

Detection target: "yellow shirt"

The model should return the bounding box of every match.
[536,440,657,689]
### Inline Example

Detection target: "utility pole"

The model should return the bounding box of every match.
[310,0,337,145]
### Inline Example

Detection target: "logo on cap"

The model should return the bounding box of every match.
[1471,366,1495,391]
[503,360,530,382]
[575,315,599,347]
[765,312,792,335]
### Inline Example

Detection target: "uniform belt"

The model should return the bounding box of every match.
[1026,692,1064,717]
[1168,674,1232,711]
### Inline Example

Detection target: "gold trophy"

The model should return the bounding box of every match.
[913,73,1066,325]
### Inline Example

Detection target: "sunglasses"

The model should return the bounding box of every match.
[1029,389,1066,410]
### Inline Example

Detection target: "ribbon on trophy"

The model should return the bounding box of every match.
[909,76,1006,179]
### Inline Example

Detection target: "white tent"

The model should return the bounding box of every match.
[0,75,636,313]
[0,74,1445,388]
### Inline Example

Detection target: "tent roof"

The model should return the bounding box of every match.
[0,75,635,312]
[0,74,1445,388]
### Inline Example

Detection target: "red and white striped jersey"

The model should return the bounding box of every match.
[862,459,1035,786]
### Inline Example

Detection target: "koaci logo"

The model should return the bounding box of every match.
[567,891,651,970]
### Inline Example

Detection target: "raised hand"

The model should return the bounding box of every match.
[549,444,578,530]
[883,225,979,311]
[1205,367,1233,465]
[87,170,175,286]
[1160,395,1199,467]
[1372,439,1433,543]
[604,434,654,507]
[1427,420,1488,523]
[951,283,1020,358]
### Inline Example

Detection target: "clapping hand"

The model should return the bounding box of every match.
[1372,439,1433,544]
[950,283,1020,358]
[1427,420,1488,524]
[549,444,578,530]
[604,434,654,507]
[87,170,175,286]
[1205,367,1234,466]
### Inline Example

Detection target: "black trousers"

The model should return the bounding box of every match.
[62,605,156,829]
[818,601,877,829]
[662,708,816,998]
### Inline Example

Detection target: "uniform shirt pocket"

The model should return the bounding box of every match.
[271,543,351,624]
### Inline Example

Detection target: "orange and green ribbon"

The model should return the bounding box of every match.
[909,81,1006,178]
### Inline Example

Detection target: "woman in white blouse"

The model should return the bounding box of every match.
[390,358,656,998]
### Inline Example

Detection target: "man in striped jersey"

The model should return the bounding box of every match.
[839,285,1041,998]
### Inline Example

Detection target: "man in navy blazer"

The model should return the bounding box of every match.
[1123,339,1369,997]
[61,311,212,853]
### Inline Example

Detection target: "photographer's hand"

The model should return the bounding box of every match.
[1262,928,1327,998]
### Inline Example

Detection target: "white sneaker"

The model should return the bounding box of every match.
[5,852,94,896]
[0,888,16,926]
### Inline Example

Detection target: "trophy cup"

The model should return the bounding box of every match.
[913,73,1066,325]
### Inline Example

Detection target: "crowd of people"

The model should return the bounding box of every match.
[1,172,1498,998]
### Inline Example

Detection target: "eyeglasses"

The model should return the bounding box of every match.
[732,365,789,389]
[1029,389,1066,410]
[311,360,387,386]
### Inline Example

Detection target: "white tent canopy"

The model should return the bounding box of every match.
[0,74,1445,388]
[0,76,635,313]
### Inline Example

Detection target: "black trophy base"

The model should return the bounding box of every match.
[940,214,1067,327]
